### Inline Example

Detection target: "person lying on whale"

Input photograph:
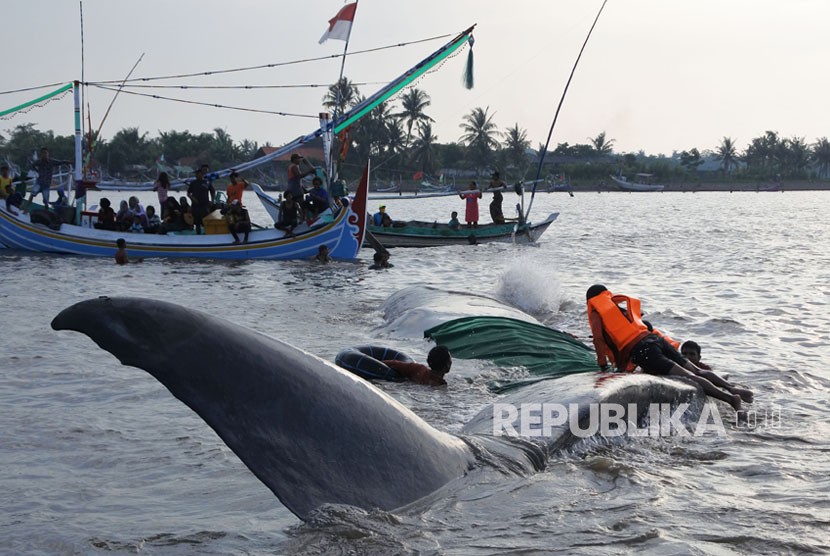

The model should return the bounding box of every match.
[383,345,452,386]
[586,284,753,412]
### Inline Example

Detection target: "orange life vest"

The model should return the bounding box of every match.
[587,290,649,352]
[652,328,681,349]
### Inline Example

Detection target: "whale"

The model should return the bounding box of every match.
[51,296,705,521]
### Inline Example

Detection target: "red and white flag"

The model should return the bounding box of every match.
[319,3,357,44]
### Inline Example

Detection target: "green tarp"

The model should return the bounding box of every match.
[424,316,598,391]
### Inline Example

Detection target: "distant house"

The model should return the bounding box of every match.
[254,138,323,164]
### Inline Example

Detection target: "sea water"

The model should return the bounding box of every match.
[1,190,828,555]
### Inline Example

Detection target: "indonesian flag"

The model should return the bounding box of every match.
[319,3,357,44]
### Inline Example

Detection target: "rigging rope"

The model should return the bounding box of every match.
[90,81,386,90]
[88,84,319,119]
[91,33,456,85]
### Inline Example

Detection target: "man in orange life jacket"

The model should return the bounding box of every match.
[586,284,753,412]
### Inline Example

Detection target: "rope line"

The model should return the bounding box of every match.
[86,81,386,90]
[90,33,455,84]
[88,84,319,118]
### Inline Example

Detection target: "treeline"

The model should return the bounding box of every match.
[3,78,830,184]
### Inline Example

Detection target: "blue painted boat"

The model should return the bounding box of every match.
[0,166,369,261]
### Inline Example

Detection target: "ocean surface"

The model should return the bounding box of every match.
[2,189,829,555]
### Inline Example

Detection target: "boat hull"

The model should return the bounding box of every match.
[0,166,369,261]
[609,175,665,192]
[367,213,558,248]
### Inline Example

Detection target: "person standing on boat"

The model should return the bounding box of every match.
[459,181,482,228]
[585,284,753,413]
[225,171,248,206]
[25,147,68,212]
[187,165,215,235]
[153,172,170,218]
[487,171,506,224]
[286,154,315,210]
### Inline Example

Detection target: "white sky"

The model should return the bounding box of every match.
[3,0,829,156]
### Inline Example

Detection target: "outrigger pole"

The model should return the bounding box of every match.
[524,0,608,221]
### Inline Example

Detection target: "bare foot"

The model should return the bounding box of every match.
[734,388,754,404]
[729,393,742,412]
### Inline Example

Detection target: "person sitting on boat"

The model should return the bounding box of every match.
[276,191,302,236]
[158,197,189,234]
[226,200,251,244]
[94,198,117,230]
[178,196,194,229]
[448,211,461,230]
[459,181,482,228]
[487,171,506,224]
[153,172,170,218]
[330,179,348,207]
[0,164,22,215]
[25,147,69,212]
[286,153,315,203]
[128,196,149,229]
[145,205,162,234]
[305,177,329,220]
[115,200,132,230]
[187,165,215,234]
[382,345,452,387]
[372,205,392,227]
[368,251,393,270]
[586,284,753,413]
[225,170,248,206]
[680,340,712,370]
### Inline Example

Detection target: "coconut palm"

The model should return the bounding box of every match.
[411,122,438,174]
[395,88,434,148]
[812,137,830,178]
[322,77,360,117]
[715,136,738,174]
[589,131,615,155]
[503,123,531,176]
[459,106,500,172]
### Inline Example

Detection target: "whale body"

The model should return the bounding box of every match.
[52,296,704,521]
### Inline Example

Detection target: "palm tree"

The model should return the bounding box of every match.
[589,131,615,155]
[459,106,500,172]
[411,122,438,174]
[786,136,810,177]
[503,123,531,176]
[812,137,830,178]
[322,77,360,117]
[395,88,434,147]
[715,136,738,174]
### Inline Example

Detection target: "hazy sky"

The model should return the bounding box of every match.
[3,0,829,156]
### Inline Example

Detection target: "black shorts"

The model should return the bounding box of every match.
[630,334,688,376]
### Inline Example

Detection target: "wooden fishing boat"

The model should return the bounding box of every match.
[0,166,368,260]
[0,24,478,260]
[366,212,558,248]
[609,173,665,192]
